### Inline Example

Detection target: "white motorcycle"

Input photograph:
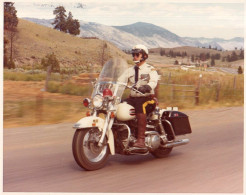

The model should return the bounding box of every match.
[72,58,192,171]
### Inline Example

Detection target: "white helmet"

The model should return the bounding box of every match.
[132,44,149,55]
[131,44,149,63]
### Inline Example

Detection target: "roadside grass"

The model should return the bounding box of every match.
[3,68,243,127]
[157,69,243,109]
[4,100,88,127]
[4,70,63,81]
[47,81,92,96]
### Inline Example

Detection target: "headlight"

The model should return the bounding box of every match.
[92,94,103,108]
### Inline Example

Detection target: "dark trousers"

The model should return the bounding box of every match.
[124,96,156,114]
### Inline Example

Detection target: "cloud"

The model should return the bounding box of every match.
[14,1,244,39]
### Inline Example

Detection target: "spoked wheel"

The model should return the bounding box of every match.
[72,128,110,171]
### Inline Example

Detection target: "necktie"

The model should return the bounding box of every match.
[134,66,139,83]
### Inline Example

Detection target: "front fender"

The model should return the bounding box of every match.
[73,116,115,155]
[73,116,105,130]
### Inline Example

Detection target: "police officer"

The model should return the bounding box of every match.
[122,44,159,149]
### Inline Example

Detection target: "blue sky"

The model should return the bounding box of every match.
[14,0,244,39]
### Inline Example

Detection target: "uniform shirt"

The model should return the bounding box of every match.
[118,62,160,97]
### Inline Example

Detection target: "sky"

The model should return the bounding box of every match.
[11,0,246,39]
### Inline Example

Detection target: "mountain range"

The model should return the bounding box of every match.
[23,17,244,51]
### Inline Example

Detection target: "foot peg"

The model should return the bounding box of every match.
[128,146,148,154]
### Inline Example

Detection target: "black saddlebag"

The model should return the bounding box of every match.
[162,111,192,136]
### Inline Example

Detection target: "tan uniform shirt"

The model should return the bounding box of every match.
[119,62,160,97]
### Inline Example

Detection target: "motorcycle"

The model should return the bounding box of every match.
[72,58,192,171]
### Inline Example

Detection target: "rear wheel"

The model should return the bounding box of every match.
[151,146,173,158]
[72,128,110,171]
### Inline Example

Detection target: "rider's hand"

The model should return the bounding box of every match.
[138,85,152,94]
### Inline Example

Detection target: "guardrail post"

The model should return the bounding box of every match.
[215,82,221,102]
[195,87,199,105]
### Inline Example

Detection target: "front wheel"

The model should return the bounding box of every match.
[72,128,110,171]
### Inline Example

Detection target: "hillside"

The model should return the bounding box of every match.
[7,19,130,68]
[148,46,244,69]
[149,46,243,57]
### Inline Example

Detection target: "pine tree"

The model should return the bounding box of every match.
[4,2,18,69]
[160,48,165,56]
[211,57,215,66]
[191,55,195,62]
[4,37,9,68]
[239,50,244,59]
[66,12,80,35]
[52,6,67,32]
[4,2,18,31]
[238,66,243,74]
[231,51,238,61]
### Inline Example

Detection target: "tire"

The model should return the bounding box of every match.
[72,128,110,171]
[151,147,173,158]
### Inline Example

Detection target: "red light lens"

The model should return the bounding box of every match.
[103,88,113,97]
[83,98,89,107]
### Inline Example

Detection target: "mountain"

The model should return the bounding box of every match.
[22,17,244,51]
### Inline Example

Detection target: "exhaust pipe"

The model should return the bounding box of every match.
[164,139,189,148]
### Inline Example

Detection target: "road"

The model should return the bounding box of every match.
[3,107,244,193]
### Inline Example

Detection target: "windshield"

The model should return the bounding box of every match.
[92,58,129,98]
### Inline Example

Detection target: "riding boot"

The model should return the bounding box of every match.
[133,113,147,148]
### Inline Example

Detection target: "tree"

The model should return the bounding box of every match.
[226,55,231,62]
[239,50,244,59]
[4,2,18,69]
[41,53,60,91]
[41,53,60,73]
[52,6,67,32]
[66,12,80,35]
[4,2,18,31]
[160,48,165,56]
[99,42,109,66]
[231,51,238,61]
[211,57,215,66]
[4,37,9,68]
[215,53,221,60]
[238,66,243,74]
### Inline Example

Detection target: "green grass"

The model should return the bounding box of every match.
[47,81,91,96]
[4,70,66,82]
[4,71,46,81]
[157,69,244,108]
[4,99,87,126]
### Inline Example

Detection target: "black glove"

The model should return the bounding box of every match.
[138,85,152,94]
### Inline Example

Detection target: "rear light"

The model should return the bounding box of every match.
[103,88,113,97]
[83,98,91,107]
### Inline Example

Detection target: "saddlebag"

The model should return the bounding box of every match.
[162,111,192,137]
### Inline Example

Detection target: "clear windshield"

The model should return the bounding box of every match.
[92,58,129,98]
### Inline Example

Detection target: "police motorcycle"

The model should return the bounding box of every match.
[72,58,192,171]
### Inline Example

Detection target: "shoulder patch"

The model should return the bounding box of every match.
[151,68,156,71]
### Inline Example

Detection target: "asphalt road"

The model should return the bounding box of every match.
[3,106,244,193]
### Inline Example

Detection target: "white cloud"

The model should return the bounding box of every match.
[14,1,244,39]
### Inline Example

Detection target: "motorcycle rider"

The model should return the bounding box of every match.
[120,44,159,150]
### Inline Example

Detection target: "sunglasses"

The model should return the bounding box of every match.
[132,53,140,57]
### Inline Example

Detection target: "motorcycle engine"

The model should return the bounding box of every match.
[145,132,161,151]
